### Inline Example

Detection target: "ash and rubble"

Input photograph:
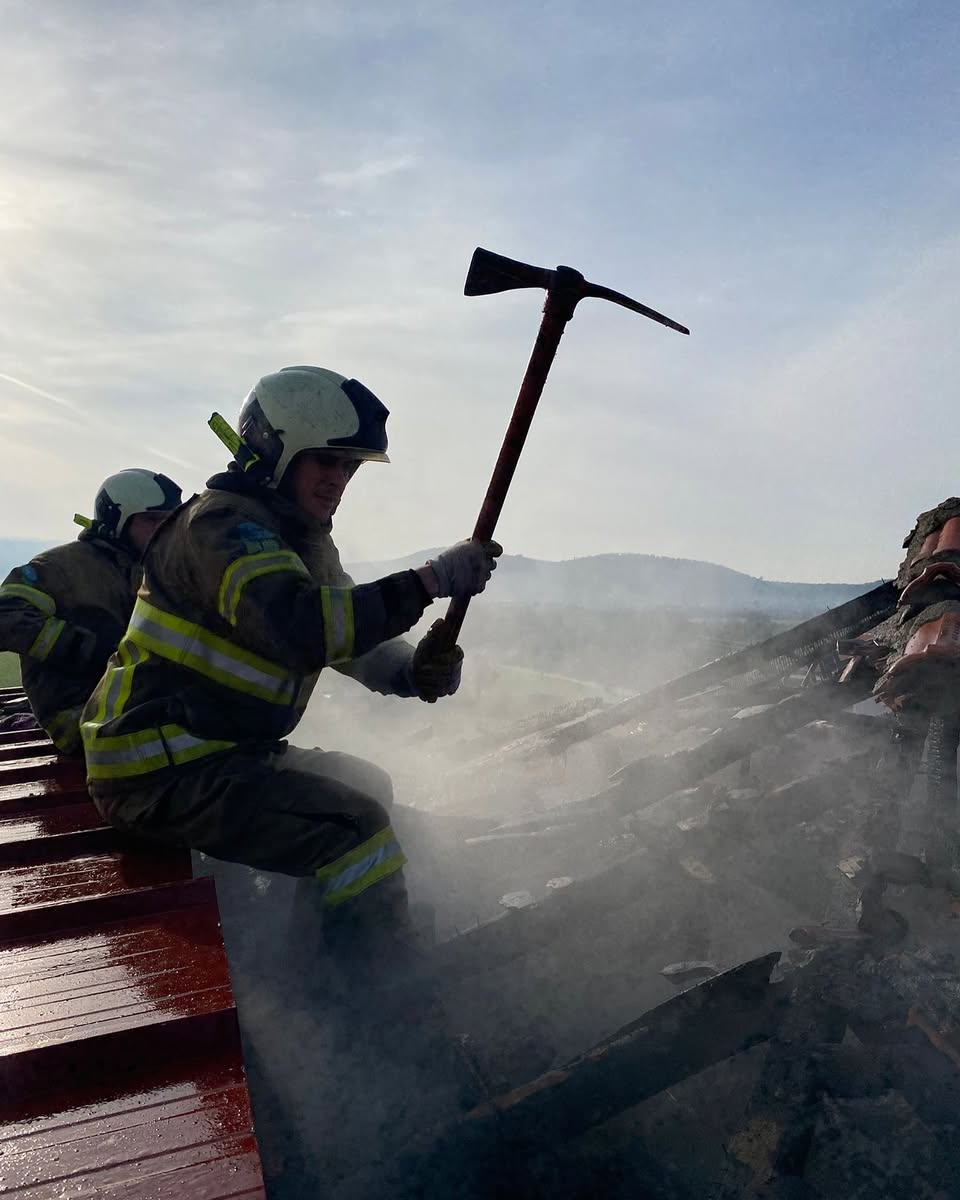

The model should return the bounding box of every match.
[210,583,960,1199]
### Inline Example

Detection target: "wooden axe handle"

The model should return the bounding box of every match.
[431,250,688,654]
[434,282,580,651]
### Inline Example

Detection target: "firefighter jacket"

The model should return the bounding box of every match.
[0,532,140,752]
[81,472,432,787]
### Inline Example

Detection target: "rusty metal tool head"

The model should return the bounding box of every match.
[435,246,689,652]
[464,247,690,334]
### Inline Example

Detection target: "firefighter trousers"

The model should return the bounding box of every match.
[90,743,411,957]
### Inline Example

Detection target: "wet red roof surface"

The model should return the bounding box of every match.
[0,694,266,1198]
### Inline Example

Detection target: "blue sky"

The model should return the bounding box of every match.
[1,0,957,581]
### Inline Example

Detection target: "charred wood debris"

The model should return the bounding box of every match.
[229,579,960,1198]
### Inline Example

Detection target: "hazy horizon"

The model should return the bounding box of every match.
[3,2,957,583]
[0,531,884,590]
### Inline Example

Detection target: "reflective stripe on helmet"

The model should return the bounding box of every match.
[125,598,297,704]
[217,549,310,627]
[0,582,56,615]
[314,826,407,908]
[28,616,66,662]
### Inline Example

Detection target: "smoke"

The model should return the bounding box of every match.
[216,554,940,1196]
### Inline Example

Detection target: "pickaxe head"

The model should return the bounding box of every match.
[464,247,689,335]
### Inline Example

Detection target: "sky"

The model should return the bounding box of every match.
[0,0,958,583]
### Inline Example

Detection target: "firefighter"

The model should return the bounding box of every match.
[0,469,182,752]
[874,497,960,713]
[81,365,501,972]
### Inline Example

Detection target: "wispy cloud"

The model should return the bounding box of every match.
[1,1,958,580]
[0,372,85,418]
[317,155,419,189]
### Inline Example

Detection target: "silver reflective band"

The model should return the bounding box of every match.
[166,730,216,755]
[85,738,165,766]
[320,586,355,662]
[319,837,403,900]
[128,602,296,704]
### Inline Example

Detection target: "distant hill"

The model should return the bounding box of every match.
[0,536,881,618]
[0,538,58,579]
[348,551,883,617]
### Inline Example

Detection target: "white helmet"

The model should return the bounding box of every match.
[93,469,182,542]
[236,365,390,487]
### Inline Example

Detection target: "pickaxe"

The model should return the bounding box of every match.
[438,247,689,647]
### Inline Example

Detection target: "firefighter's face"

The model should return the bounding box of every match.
[126,512,170,555]
[284,451,361,522]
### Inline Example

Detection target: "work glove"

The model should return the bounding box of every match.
[411,619,464,703]
[425,539,502,599]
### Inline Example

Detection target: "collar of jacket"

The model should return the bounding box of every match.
[77,526,139,571]
[205,469,334,544]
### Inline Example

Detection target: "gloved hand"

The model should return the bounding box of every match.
[411,619,464,703]
[425,539,502,599]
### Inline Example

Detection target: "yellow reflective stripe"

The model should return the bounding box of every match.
[80,641,146,760]
[82,722,168,778]
[314,826,407,908]
[0,583,55,615]
[319,587,355,663]
[46,705,84,753]
[28,616,66,662]
[84,722,235,780]
[217,550,309,627]
[127,599,296,705]
[99,641,144,725]
[87,757,165,781]
[85,739,170,779]
[114,641,142,718]
[81,634,237,780]
[86,726,167,752]
[167,732,236,766]
[85,645,128,732]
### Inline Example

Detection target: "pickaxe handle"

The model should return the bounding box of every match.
[437,274,581,649]
[433,247,688,654]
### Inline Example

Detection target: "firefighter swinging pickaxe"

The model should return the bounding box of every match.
[435,247,689,650]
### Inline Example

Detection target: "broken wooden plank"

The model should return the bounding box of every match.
[445,751,881,990]
[514,583,895,756]
[431,848,658,979]
[397,954,785,1200]
[605,679,874,818]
